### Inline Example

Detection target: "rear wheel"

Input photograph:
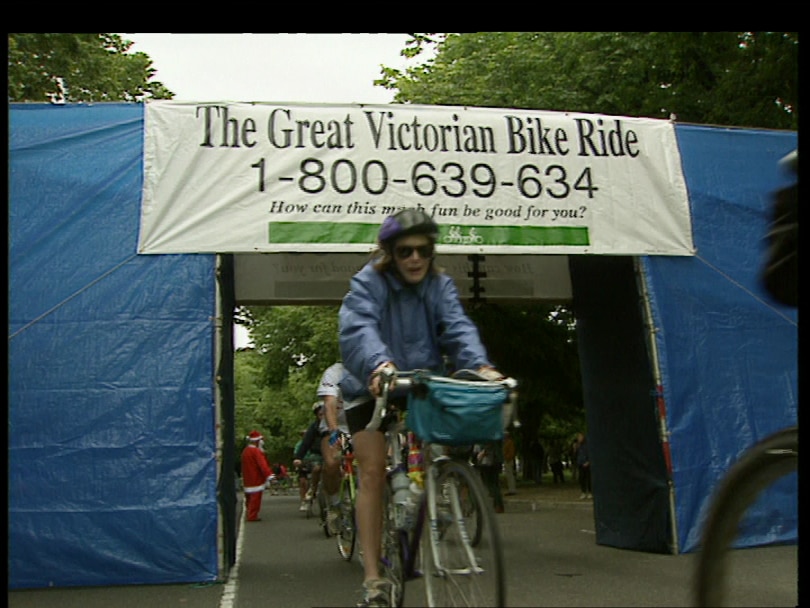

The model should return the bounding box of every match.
[423,459,504,607]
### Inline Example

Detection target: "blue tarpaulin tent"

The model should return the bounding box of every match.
[641,125,798,553]
[9,103,219,588]
[8,103,797,589]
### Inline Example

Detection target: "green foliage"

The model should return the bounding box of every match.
[466,302,583,444]
[378,32,798,130]
[249,305,341,385]
[8,33,174,102]
[235,348,319,464]
[234,305,341,463]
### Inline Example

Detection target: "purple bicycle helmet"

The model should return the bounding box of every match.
[378,208,439,246]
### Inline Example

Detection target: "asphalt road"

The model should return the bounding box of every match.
[8,484,798,607]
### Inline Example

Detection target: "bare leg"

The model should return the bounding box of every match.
[352,428,387,582]
[320,435,343,497]
[310,464,322,497]
[298,471,308,502]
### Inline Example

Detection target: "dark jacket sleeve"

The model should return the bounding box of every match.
[294,421,321,460]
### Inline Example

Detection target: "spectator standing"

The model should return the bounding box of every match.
[575,432,592,499]
[502,431,517,496]
[569,437,579,481]
[549,442,565,484]
[241,430,273,521]
[475,441,505,513]
[528,437,545,484]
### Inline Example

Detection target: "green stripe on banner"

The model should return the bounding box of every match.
[268,222,589,247]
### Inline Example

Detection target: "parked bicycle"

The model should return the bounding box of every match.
[335,432,359,560]
[371,368,518,608]
[267,471,293,496]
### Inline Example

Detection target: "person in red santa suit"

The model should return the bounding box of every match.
[241,430,273,521]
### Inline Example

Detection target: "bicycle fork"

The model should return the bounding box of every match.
[426,458,482,576]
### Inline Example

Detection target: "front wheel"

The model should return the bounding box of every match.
[337,478,356,560]
[423,459,505,607]
[693,426,798,607]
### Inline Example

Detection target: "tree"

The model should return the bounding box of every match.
[466,302,584,466]
[377,32,798,130]
[234,305,341,463]
[8,33,173,102]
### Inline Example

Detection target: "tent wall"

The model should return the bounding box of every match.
[568,126,797,555]
[569,255,672,553]
[641,125,798,553]
[9,104,220,588]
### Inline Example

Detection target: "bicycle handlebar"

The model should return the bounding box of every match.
[365,369,518,433]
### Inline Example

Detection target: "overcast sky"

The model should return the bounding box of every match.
[121,33,420,104]
[122,33,425,346]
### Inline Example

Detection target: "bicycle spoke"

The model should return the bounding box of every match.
[337,485,356,560]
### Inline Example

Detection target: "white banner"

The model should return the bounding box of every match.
[138,101,694,255]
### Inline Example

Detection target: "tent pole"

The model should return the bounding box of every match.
[214,254,238,579]
[213,255,226,578]
[634,257,680,555]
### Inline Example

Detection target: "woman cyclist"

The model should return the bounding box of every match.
[338,208,504,607]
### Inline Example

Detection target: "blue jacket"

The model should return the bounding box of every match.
[338,260,493,402]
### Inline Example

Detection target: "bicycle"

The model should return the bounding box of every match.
[693,426,798,606]
[371,368,518,608]
[267,475,290,496]
[335,433,359,560]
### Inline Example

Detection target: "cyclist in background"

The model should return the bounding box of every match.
[338,208,504,607]
[292,402,325,512]
[317,362,352,535]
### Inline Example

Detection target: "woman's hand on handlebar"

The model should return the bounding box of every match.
[368,362,397,397]
[476,366,505,381]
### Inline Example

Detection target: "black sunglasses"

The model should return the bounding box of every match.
[394,244,434,260]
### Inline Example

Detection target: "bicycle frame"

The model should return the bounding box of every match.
[335,433,360,559]
[380,420,427,583]
[339,436,358,504]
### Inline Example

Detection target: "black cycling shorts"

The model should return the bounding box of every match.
[345,396,407,435]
